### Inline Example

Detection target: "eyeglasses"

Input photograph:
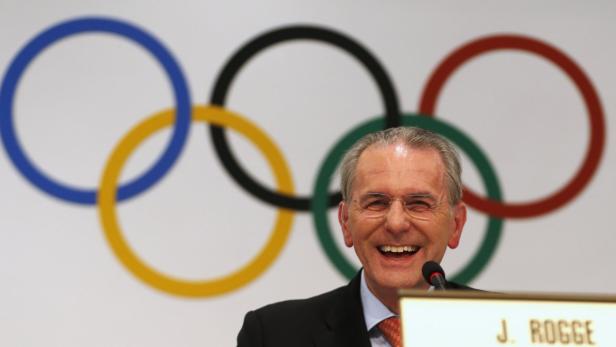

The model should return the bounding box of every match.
[353,193,443,220]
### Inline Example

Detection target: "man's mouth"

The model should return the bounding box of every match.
[378,245,420,257]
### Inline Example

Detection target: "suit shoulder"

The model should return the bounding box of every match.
[253,283,347,320]
[237,285,349,346]
[449,281,491,292]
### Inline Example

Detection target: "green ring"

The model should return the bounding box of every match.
[311,114,504,284]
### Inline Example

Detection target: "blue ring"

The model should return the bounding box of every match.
[0,17,191,204]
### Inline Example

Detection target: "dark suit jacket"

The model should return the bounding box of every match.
[236,272,475,347]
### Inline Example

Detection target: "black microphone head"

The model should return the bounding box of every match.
[422,261,445,285]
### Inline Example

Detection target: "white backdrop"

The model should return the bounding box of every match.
[1,1,614,346]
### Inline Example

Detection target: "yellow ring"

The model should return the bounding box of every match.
[97,105,295,297]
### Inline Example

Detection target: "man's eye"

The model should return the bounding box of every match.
[364,199,389,209]
[406,200,431,210]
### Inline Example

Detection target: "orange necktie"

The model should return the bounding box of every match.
[378,316,401,347]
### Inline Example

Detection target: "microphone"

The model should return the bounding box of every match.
[422,261,449,290]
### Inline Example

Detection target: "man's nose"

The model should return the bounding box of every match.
[384,199,410,233]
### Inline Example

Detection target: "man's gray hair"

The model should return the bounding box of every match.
[339,126,463,205]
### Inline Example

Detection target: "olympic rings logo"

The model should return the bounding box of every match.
[0,17,605,297]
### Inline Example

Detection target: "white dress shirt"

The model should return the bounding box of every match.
[359,271,398,347]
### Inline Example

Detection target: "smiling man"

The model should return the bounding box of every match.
[237,127,473,347]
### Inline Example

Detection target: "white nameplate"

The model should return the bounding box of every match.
[399,290,616,347]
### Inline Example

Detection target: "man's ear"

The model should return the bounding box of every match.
[338,201,354,247]
[447,202,467,249]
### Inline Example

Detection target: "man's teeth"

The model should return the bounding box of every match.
[379,245,418,253]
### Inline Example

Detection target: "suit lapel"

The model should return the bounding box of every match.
[313,273,371,347]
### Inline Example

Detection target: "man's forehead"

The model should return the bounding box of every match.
[357,143,443,168]
[352,143,447,192]
[392,143,410,157]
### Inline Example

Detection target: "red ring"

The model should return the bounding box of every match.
[419,35,605,218]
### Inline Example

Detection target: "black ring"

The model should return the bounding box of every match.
[209,25,401,211]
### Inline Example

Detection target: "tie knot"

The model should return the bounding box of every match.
[378,316,401,347]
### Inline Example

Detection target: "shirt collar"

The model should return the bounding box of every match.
[359,270,397,331]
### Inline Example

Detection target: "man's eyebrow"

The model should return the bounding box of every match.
[363,192,388,197]
[405,193,436,200]
[361,192,437,200]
